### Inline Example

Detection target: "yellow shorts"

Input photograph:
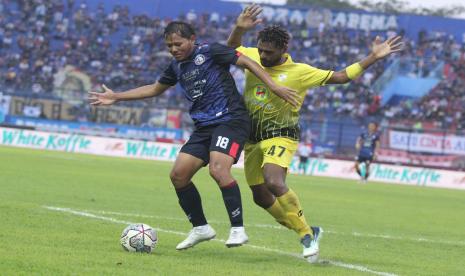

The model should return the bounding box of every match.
[244,137,298,186]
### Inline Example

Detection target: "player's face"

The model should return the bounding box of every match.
[257,40,286,67]
[165,33,196,61]
[368,123,377,133]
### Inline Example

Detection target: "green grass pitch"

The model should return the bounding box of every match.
[1,145,464,275]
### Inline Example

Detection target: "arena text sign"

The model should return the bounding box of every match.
[243,4,398,31]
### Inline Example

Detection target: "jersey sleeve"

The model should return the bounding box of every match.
[300,64,333,88]
[210,43,241,65]
[236,46,260,63]
[158,63,177,86]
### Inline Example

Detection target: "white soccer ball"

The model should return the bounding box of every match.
[120,223,157,253]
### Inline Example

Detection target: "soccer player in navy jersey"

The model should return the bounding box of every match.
[355,122,380,183]
[89,21,299,250]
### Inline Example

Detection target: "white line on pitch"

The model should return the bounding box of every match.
[83,208,465,247]
[44,206,398,276]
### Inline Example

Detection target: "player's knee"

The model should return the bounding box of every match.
[169,169,189,187]
[208,162,227,184]
[264,176,287,196]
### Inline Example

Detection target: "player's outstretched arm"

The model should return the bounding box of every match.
[327,36,403,84]
[88,82,171,106]
[227,4,263,48]
[355,137,361,151]
[236,54,301,107]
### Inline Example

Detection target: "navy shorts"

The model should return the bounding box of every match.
[299,156,309,164]
[180,118,250,165]
[356,155,373,163]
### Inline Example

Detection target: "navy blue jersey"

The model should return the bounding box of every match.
[158,43,248,127]
[358,131,380,157]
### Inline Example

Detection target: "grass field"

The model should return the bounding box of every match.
[1,145,465,275]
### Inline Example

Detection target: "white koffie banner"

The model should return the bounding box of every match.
[287,157,465,190]
[389,130,465,155]
[2,127,465,190]
[0,127,181,161]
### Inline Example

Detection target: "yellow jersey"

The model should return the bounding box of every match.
[237,46,333,142]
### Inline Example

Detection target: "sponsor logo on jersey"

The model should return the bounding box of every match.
[254,85,268,101]
[278,74,287,81]
[194,54,206,65]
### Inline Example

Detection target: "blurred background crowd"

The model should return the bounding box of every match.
[1,0,464,168]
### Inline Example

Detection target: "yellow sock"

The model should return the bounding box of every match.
[265,200,293,230]
[277,189,313,238]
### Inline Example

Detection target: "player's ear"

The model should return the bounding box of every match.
[189,34,196,43]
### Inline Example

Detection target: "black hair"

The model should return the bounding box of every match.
[257,25,290,49]
[163,21,196,38]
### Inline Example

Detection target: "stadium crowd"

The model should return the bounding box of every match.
[0,0,464,130]
[381,57,465,131]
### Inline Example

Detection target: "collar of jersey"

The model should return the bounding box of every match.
[187,43,201,60]
[272,53,293,68]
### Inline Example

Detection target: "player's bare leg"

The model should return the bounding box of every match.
[250,184,293,229]
[170,153,216,250]
[209,151,248,247]
[364,161,371,182]
[354,161,363,179]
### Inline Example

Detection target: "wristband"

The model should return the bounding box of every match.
[346,63,364,80]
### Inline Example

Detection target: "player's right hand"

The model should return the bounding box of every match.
[270,85,301,108]
[88,84,118,106]
[236,4,263,30]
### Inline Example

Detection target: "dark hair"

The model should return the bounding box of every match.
[257,25,290,49]
[163,21,196,38]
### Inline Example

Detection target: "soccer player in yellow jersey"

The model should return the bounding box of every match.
[227,4,403,260]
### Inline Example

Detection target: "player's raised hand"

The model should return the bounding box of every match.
[371,35,403,59]
[88,84,118,106]
[270,85,302,108]
[236,4,263,30]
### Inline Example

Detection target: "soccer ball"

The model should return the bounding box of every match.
[120,223,157,253]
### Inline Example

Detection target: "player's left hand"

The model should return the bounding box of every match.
[270,85,301,108]
[88,84,117,106]
[371,36,403,59]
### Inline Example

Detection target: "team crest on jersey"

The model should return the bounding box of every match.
[278,74,287,81]
[194,54,206,65]
[254,85,268,101]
